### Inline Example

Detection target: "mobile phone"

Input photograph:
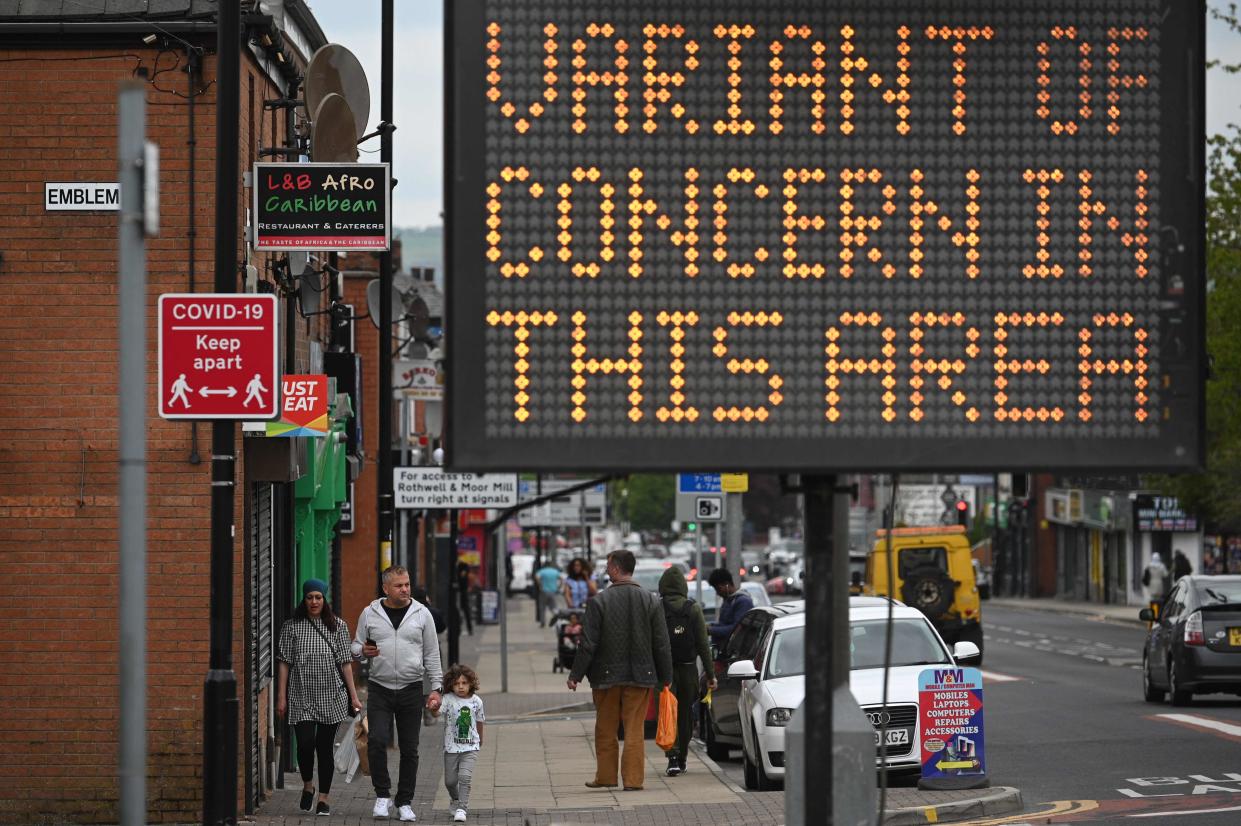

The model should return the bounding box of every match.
[366,638,376,647]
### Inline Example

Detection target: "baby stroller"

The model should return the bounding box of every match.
[551,607,583,673]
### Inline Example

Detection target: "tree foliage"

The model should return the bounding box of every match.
[620,474,676,533]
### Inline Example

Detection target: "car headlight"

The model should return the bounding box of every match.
[766,707,794,727]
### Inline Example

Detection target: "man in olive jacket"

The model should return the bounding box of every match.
[658,565,716,776]
[567,550,673,791]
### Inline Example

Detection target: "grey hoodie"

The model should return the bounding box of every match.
[351,598,444,692]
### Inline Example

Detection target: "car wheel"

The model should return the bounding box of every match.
[753,726,781,790]
[1142,653,1165,703]
[958,624,984,666]
[704,711,730,760]
[1168,658,1193,706]
[742,746,759,789]
[901,565,956,619]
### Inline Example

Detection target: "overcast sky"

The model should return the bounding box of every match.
[307,3,1241,229]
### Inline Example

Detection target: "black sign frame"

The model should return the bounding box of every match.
[254,162,391,251]
[448,0,1205,472]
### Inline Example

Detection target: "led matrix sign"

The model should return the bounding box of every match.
[448,0,1203,472]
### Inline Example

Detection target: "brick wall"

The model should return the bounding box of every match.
[0,44,318,822]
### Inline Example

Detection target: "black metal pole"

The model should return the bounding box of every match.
[204,1,239,822]
[448,512,460,667]
[803,474,836,826]
[376,0,396,594]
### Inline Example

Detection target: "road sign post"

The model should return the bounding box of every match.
[158,294,279,420]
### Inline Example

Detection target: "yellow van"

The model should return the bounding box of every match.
[864,526,984,661]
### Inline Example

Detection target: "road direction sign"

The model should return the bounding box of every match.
[158,293,279,420]
[394,468,519,509]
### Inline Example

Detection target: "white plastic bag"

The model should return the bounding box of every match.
[334,714,362,782]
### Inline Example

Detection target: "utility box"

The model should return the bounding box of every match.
[785,686,878,826]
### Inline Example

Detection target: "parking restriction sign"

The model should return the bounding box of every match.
[158,293,280,420]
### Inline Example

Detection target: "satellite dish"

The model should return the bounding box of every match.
[298,263,321,316]
[310,93,360,163]
[366,278,404,329]
[406,296,430,342]
[287,250,310,274]
[305,44,371,139]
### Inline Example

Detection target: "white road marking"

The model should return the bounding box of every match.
[1129,803,1241,817]
[1155,713,1241,739]
[980,670,1022,682]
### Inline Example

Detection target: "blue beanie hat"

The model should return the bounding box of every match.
[303,578,329,599]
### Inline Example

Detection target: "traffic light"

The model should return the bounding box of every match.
[956,499,970,528]
[686,522,697,533]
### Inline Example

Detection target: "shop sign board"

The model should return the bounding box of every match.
[253,162,391,250]
[919,666,987,784]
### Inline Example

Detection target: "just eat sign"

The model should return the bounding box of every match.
[158,294,280,420]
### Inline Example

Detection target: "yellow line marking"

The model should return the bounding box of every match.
[950,799,1099,825]
[923,807,940,822]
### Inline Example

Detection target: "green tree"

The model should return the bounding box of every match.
[621,474,676,533]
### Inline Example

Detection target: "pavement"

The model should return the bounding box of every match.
[988,596,1146,626]
[248,595,1023,825]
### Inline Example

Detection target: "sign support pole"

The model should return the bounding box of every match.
[802,475,837,825]
[117,79,148,826]
[376,0,395,594]
[204,0,240,822]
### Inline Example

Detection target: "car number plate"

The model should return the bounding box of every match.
[874,728,910,747]
[1230,627,1241,647]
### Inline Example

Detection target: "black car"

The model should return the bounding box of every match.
[701,601,805,760]
[1141,575,1241,705]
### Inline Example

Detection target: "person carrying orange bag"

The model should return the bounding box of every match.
[657,566,717,776]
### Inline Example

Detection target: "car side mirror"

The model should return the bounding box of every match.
[727,659,759,680]
[1138,608,1155,622]
[953,641,981,663]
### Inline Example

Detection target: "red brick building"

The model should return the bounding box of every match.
[0,3,369,821]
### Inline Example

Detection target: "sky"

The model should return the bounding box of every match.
[307,3,1241,230]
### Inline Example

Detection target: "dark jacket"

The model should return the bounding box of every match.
[708,588,754,650]
[658,567,713,672]
[1173,552,1193,582]
[570,579,673,690]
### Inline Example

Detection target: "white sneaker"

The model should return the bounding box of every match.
[398,804,417,822]
[372,797,391,818]
[453,809,467,823]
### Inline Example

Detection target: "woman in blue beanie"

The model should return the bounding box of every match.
[277,578,362,815]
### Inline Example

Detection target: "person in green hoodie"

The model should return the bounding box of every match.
[657,566,717,776]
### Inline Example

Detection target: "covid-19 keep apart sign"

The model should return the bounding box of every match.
[447,0,1204,472]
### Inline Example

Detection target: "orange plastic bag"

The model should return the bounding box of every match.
[655,686,678,751]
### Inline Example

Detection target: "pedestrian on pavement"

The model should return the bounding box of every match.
[563,556,597,609]
[455,561,475,636]
[352,566,445,823]
[534,559,562,626]
[657,565,716,777]
[276,578,362,817]
[567,550,673,791]
[1142,552,1169,615]
[1173,549,1193,583]
[434,663,486,823]
[707,568,754,655]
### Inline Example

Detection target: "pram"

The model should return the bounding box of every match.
[550,607,583,673]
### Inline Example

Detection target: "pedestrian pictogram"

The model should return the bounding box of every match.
[158,294,279,420]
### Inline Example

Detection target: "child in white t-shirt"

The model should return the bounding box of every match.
[436,663,485,822]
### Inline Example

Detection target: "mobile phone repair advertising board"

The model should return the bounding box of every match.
[919,666,987,789]
[448,0,1204,472]
[254,162,391,250]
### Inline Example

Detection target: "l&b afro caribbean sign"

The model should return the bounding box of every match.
[447,0,1204,472]
[254,162,391,250]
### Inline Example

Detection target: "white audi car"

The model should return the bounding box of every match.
[729,597,980,789]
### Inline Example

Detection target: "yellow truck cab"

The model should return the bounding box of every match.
[864,526,984,661]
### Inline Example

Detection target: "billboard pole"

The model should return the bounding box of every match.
[377,0,395,592]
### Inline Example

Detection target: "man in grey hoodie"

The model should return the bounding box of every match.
[353,566,444,822]
[567,550,673,791]
[657,565,716,776]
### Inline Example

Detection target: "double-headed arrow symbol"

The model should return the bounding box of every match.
[199,386,238,397]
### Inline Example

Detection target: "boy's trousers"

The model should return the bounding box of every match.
[444,750,479,809]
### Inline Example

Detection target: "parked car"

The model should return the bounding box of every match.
[739,550,768,581]
[730,597,980,789]
[765,559,805,596]
[1141,575,1241,705]
[700,600,806,760]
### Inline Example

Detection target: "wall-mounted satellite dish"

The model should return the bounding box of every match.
[366,278,404,329]
[288,250,310,275]
[310,93,360,163]
[305,43,371,139]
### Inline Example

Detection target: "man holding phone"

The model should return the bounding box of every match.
[352,566,444,822]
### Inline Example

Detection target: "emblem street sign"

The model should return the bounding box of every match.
[158,293,279,420]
